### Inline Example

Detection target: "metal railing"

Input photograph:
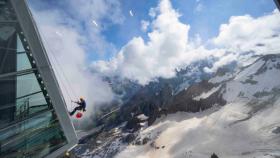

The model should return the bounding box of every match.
[18,99,30,120]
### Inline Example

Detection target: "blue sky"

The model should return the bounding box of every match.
[29,0,277,62]
[27,0,280,109]
[104,0,276,49]
[174,0,276,40]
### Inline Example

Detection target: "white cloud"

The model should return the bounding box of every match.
[29,0,124,57]
[30,0,280,109]
[204,53,238,73]
[149,7,157,18]
[213,10,280,55]
[91,0,224,85]
[67,0,124,25]
[202,9,280,72]
[67,0,124,56]
[192,34,202,47]
[29,2,115,128]
[92,1,280,85]
[141,20,150,32]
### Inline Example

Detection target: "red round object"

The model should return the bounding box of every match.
[76,112,83,118]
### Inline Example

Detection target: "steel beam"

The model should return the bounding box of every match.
[10,0,78,158]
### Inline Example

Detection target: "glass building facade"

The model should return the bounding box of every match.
[0,0,77,157]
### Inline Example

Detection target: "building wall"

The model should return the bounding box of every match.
[0,0,77,157]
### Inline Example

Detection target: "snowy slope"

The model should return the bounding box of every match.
[114,55,280,158]
[222,55,280,102]
[209,72,233,84]
[71,55,280,158]
[116,98,280,158]
[193,85,221,101]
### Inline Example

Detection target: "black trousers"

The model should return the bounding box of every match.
[69,106,84,116]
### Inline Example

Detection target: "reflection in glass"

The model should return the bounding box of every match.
[0,1,69,157]
[0,111,67,158]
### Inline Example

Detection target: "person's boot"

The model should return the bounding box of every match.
[69,111,75,116]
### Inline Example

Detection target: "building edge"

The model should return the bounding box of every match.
[10,0,78,157]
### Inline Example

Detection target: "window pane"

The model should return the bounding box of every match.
[16,92,48,116]
[0,74,17,128]
[16,73,41,98]
[0,111,67,158]
[0,1,71,158]
[0,72,51,128]
[0,28,17,75]
[0,20,32,74]
[16,35,32,71]
[17,53,32,71]
[0,33,32,74]
[0,0,17,21]
[16,35,25,53]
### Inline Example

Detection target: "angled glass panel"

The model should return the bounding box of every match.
[16,35,32,71]
[16,73,41,98]
[0,1,69,157]
[0,64,50,128]
[0,0,49,128]
[16,92,48,117]
[0,110,67,158]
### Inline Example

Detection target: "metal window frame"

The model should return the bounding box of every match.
[10,0,78,158]
[0,68,36,78]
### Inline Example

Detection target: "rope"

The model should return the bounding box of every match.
[40,34,77,111]
[98,107,120,121]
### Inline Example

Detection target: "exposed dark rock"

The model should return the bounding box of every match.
[272,34,279,38]
[216,62,237,76]
[211,153,219,158]
[256,43,265,47]
[142,137,150,145]
[68,54,280,158]
[124,117,142,132]
[150,141,156,148]
[134,137,150,145]
[255,65,267,76]
[113,60,215,126]
[122,133,136,144]
[115,79,227,127]
[262,54,280,62]
[272,127,280,134]
[135,140,142,145]
[241,78,258,85]
[167,80,226,113]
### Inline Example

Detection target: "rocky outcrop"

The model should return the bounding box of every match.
[121,133,137,144]
[167,80,226,113]
[116,77,228,127]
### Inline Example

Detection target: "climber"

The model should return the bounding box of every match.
[69,97,86,116]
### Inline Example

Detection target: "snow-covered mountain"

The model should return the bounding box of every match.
[106,59,214,103]
[71,54,280,158]
[114,54,280,158]
[103,76,142,103]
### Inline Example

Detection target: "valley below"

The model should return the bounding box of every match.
[69,54,280,158]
